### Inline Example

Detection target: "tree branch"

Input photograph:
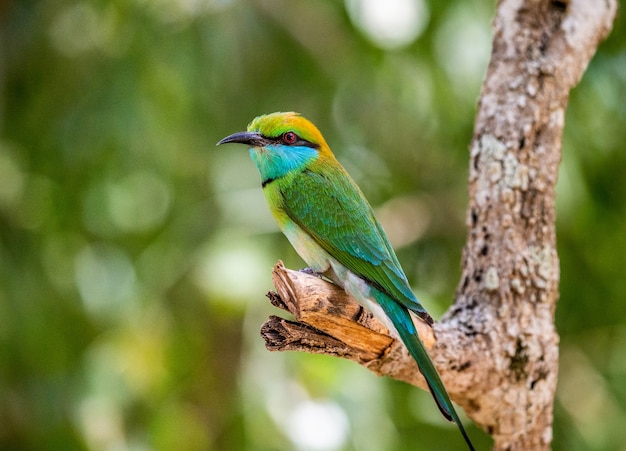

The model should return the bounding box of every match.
[262,262,441,389]
[259,0,617,449]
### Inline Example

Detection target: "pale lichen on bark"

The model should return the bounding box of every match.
[258,0,617,449]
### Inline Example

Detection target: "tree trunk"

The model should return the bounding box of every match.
[260,0,617,449]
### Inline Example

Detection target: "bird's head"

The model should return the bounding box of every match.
[217,112,334,184]
[217,112,329,150]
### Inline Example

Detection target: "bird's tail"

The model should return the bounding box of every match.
[371,288,475,451]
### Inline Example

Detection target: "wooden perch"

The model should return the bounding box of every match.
[262,261,440,389]
[258,1,617,449]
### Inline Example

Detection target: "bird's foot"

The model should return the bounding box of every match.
[299,267,324,278]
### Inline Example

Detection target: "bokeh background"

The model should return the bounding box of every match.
[1,0,625,450]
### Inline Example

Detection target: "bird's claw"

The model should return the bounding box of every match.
[299,267,324,278]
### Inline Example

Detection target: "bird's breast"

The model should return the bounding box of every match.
[262,182,332,272]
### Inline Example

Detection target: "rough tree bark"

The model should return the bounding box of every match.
[259,1,617,449]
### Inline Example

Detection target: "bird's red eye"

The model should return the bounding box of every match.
[282,131,297,145]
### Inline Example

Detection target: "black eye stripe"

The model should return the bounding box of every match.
[294,138,319,148]
[264,134,320,148]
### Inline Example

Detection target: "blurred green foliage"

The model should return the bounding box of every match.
[0,0,624,450]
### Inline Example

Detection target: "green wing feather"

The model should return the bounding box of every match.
[278,162,475,450]
[279,164,432,323]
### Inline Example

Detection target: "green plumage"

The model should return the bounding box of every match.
[370,287,474,447]
[218,112,475,451]
[277,159,432,323]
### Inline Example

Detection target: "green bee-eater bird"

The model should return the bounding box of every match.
[218,112,474,450]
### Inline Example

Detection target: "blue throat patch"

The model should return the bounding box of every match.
[249,144,319,185]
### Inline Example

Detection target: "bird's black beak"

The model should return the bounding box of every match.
[216,131,269,147]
